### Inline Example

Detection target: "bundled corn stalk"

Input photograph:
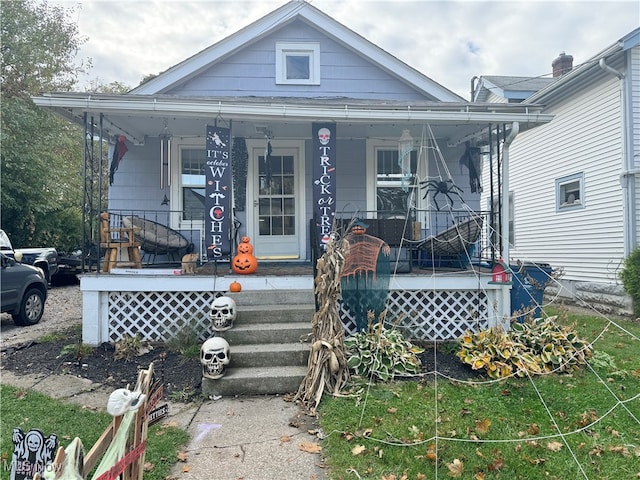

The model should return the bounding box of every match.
[295,230,350,414]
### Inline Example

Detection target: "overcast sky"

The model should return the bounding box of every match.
[57,0,639,99]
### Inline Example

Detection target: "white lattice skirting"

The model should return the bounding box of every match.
[108,291,216,343]
[340,289,491,340]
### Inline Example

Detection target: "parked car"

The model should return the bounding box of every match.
[1,252,48,325]
[0,229,59,284]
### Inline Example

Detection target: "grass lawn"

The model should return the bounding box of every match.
[0,385,188,480]
[319,308,640,479]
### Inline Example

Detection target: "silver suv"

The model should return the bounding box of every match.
[1,252,48,325]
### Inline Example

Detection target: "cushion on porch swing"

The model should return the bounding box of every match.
[122,216,189,254]
[415,215,483,257]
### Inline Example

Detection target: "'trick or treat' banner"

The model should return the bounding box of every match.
[205,125,232,259]
[312,123,337,252]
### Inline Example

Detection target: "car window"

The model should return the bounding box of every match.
[0,230,13,251]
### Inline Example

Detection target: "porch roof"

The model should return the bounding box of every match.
[33,92,553,146]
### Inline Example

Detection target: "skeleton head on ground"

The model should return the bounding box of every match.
[209,296,237,332]
[200,336,230,379]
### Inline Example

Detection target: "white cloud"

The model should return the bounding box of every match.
[56,0,639,98]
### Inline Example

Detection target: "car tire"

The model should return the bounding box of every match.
[12,287,45,326]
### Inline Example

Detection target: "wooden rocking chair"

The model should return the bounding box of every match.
[100,213,143,272]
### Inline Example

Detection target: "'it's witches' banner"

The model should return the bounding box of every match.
[205,125,232,259]
[312,123,337,252]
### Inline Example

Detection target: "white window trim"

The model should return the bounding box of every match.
[556,172,584,212]
[366,139,428,225]
[171,138,206,230]
[275,42,320,85]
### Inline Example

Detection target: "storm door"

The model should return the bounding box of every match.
[246,140,305,260]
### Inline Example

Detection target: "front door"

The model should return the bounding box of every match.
[246,140,305,260]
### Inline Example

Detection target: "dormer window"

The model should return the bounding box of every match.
[276,42,320,85]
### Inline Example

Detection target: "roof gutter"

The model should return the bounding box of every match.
[32,95,552,125]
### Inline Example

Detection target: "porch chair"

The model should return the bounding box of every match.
[100,212,143,272]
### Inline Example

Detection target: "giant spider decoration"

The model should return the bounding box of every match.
[420,178,464,210]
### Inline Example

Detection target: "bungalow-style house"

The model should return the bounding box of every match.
[473,28,640,316]
[34,0,553,346]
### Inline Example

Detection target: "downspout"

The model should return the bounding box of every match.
[599,58,634,254]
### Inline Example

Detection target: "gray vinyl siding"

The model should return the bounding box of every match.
[169,20,428,101]
[507,77,625,283]
[108,141,166,211]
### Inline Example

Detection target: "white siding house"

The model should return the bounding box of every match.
[475,28,640,315]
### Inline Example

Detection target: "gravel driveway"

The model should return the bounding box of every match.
[1,283,82,349]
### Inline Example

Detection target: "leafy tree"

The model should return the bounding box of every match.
[1,1,89,251]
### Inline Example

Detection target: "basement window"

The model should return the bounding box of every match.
[275,42,320,85]
[556,173,584,211]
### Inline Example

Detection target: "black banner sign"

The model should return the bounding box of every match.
[312,123,337,252]
[205,126,232,259]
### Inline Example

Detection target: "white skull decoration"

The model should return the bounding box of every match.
[107,388,146,416]
[209,296,237,332]
[200,337,230,379]
[318,127,331,145]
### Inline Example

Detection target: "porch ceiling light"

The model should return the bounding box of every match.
[160,119,172,188]
[398,129,414,191]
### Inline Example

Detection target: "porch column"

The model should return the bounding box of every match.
[500,122,520,325]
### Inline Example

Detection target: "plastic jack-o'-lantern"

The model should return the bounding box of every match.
[237,236,254,255]
[232,236,258,274]
[351,218,369,235]
[229,281,242,292]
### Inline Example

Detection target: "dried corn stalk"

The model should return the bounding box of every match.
[295,230,350,414]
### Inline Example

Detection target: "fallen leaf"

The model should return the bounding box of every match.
[143,462,154,471]
[351,444,366,456]
[299,441,322,454]
[182,465,191,473]
[425,444,437,462]
[475,418,491,435]
[547,441,563,452]
[474,473,486,480]
[177,451,188,462]
[527,423,539,435]
[387,407,398,414]
[447,458,464,477]
[487,457,504,471]
[416,474,427,480]
[280,435,291,443]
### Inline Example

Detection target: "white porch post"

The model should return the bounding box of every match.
[499,122,520,327]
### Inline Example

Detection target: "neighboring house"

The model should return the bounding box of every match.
[34,0,552,344]
[474,28,640,316]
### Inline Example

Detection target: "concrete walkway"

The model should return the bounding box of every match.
[0,370,327,480]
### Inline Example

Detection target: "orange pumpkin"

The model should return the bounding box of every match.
[229,281,242,292]
[237,240,254,255]
[231,252,258,274]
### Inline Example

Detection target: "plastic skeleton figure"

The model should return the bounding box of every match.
[420,178,465,210]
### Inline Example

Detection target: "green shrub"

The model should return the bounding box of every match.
[344,322,424,381]
[620,246,640,317]
[457,316,592,379]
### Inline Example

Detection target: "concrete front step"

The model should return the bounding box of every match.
[230,342,310,368]
[236,304,315,324]
[202,366,307,397]
[228,289,315,307]
[223,322,312,345]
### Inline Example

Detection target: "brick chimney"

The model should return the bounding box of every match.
[552,52,573,77]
